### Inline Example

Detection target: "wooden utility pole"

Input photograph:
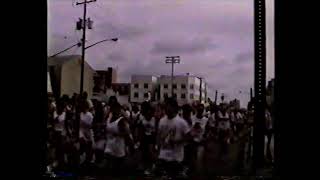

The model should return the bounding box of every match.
[76,0,96,95]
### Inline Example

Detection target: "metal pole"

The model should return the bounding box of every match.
[49,43,81,58]
[79,0,87,95]
[214,90,218,104]
[199,77,202,103]
[171,61,174,97]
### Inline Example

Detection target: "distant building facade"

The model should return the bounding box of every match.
[158,75,207,106]
[93,67,118,94]
[48,55,95,98]
[130,75,158,103]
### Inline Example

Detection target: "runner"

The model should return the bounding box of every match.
[181,104,194,176]
[217,104,232,156]
[135,101,158,175]
[189,103,208,174]
[52,99,67,169]
[204,103,218,141]
[79,101,95,165]
[130,104,140,131]
[104,102,134,176]
[155,98,189,178]
[81,92,94,112]
[265,107,273,162]
[235,109,244,135]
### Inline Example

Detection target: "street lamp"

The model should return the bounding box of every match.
[85,38,118,50]
[79,37,118,95]
[49,42,82,58]
[165,56,180,97]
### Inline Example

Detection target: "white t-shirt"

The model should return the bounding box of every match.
[104,117,126,157]
[138,115,157,136]
[125,110,131,119]
[207,113,216,128]
[158,115,189,162]
[236,112,244,124]
[95,139,106,150]
[217,111,231,130]
[265,110,272,130]
[230,112,235,123]
[87,99,94,109]
[79,112,94,142]
[191,116,208,142]
[53,111,66,132]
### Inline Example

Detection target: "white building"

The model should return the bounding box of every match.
[130,75,158,103]
[158,75,207,105]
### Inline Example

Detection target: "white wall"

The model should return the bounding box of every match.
[130,75,158,103]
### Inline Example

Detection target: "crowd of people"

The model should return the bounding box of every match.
[46,92,273,178]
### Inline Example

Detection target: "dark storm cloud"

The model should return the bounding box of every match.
[233,51,253,64]
[48,0,274,107]
[208,60,229,69]
[107,51,127,62]
[96,22,147,40]
[150,37,218,54]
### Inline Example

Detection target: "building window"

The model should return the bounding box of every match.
[173,84,177,89]
[144,83,148,89]
[144,93,149,98]
[134,83,139,88]
[190,84,194,89]
[190,93,194,99]
[181,93,186,99]
[164,84,168,89]
[181,84,186,89]
[134,92,139,98]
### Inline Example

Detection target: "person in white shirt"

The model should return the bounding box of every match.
[79,101,94,164]
[235,109,245,134]
[229,109,237,134]
[104,102,134,175]
[52,99,67,168]
[217,105,232,156]
[205,104,218,141]
[265,108,273,162]
[181,104,193,175]
[135,101,158,175]
[156,98,189,178]
[188,103,208,174]
[130,104,140,130]
[82,91,94,112]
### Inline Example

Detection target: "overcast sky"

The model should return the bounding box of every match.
[48,0,274,107]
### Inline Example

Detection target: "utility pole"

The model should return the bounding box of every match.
[198,77,203,103]
[214,90,218,104]
[76,0,96,95]
[165,56,180,98]
[253,0,267,171]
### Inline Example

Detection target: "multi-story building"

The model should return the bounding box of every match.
[48,55,95,99]
[130,75,158,103]
[93,67,118,94]
[158,75,207,106]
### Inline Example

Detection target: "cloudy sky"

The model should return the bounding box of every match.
[48,0,274,107]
